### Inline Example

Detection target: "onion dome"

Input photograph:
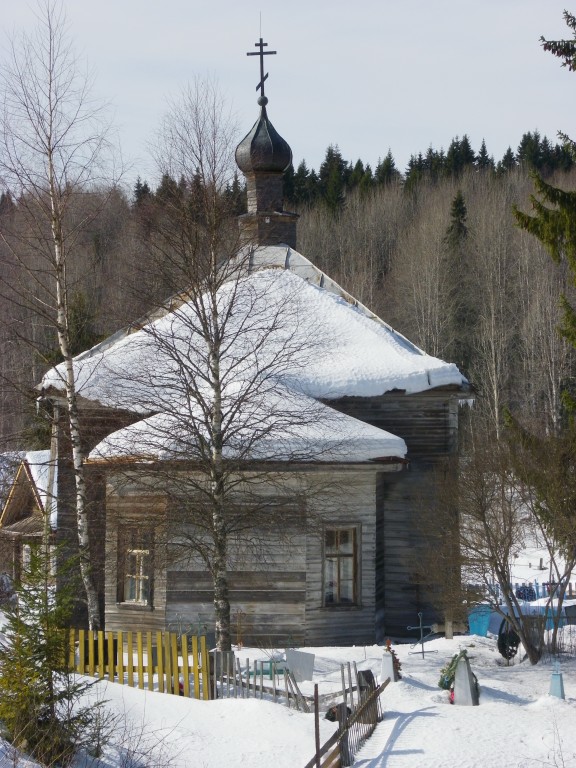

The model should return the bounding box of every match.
[235,96,292,174]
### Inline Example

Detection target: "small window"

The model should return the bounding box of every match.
[323,527,358,606]
[118,527,153,606]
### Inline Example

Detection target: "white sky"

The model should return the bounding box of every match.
[3,1,576,189]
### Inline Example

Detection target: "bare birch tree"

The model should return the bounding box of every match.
[0,0,120,629]
[455,436,545,664]
[77,78,341,651]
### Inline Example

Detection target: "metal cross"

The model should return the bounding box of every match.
[247,37,277,99]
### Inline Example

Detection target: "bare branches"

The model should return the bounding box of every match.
[0,0,123,629]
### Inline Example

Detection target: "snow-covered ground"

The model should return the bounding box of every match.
[2,630,576,767]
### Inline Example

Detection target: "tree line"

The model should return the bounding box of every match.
[1,130,576,449]
[127,128,575,217]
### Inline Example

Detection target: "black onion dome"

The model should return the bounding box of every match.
[235,102,292,174]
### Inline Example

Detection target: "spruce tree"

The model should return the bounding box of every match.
[133,177,151,205]
[475,139,494,171]
[514,11,576,406]
[358,163,374,195]
[446,135,475,176]
[319,145,347,214]
[515,175,576,371]
[497,146,516,174]
[349,159,365,189]
[443,190,475,373]
[0,546,104,765]
[517,131,543,170]
[375,150,400,185]
[540,10,576,70]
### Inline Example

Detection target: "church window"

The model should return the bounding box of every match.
[323,526,359,606]
[118,527,153,606]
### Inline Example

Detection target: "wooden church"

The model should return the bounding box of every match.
[5,40,468,645]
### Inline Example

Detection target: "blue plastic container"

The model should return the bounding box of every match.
[468,605,492,636]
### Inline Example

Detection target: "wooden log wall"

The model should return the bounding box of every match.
[304,467,380,646]
[328,387,464,639]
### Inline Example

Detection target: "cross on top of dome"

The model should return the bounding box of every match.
[246,37,276,106]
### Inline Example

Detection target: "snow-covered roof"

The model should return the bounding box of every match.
[41,245,465,465]
[41,246,465,407]
[24,451,57,528]
[88,387,407,463]
[0,450,58,533]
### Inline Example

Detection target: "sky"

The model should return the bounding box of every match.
[2,1,576,190]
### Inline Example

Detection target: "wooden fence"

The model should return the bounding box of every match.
[305,678,390,768]
[69,629,210,698]
[209,653,373,714]
[304,678,390,768]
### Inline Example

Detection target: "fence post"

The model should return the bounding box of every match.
[337,702,351,767]
[117,631,124,684]
[314,684,320,768]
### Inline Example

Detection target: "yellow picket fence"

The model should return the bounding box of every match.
[69,629,210,699]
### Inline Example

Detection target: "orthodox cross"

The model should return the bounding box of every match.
[247,37,277,99]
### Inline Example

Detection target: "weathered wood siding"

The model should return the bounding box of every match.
[104,476,167,634]
[99,464,389,646]
[304,467,380,646]
[325,388,461,460]
[166,563,307,646]
[328,388,463,639]
[87,385,464,642]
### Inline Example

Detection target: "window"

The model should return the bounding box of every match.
[323,527,358,606]
[118,527,153,606]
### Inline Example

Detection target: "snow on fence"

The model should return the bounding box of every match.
[69,628,210,698]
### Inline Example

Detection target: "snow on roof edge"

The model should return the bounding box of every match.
[39,243,467,396]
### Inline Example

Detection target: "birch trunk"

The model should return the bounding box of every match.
[49,163,100,631]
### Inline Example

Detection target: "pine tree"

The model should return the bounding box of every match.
[540,10,576,71]
[497,146,516,174]
[443,190,475,373]
[319,145,347,214]
[475,139,494,171]
[0,546,104,765]
[133,177,151,205]
[375,150,401,186]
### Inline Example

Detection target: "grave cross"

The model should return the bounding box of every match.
[407,612,438,659]
[247,37,277,100]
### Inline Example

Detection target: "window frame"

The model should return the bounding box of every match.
[322,524,360,608]
[117,525,154,608]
